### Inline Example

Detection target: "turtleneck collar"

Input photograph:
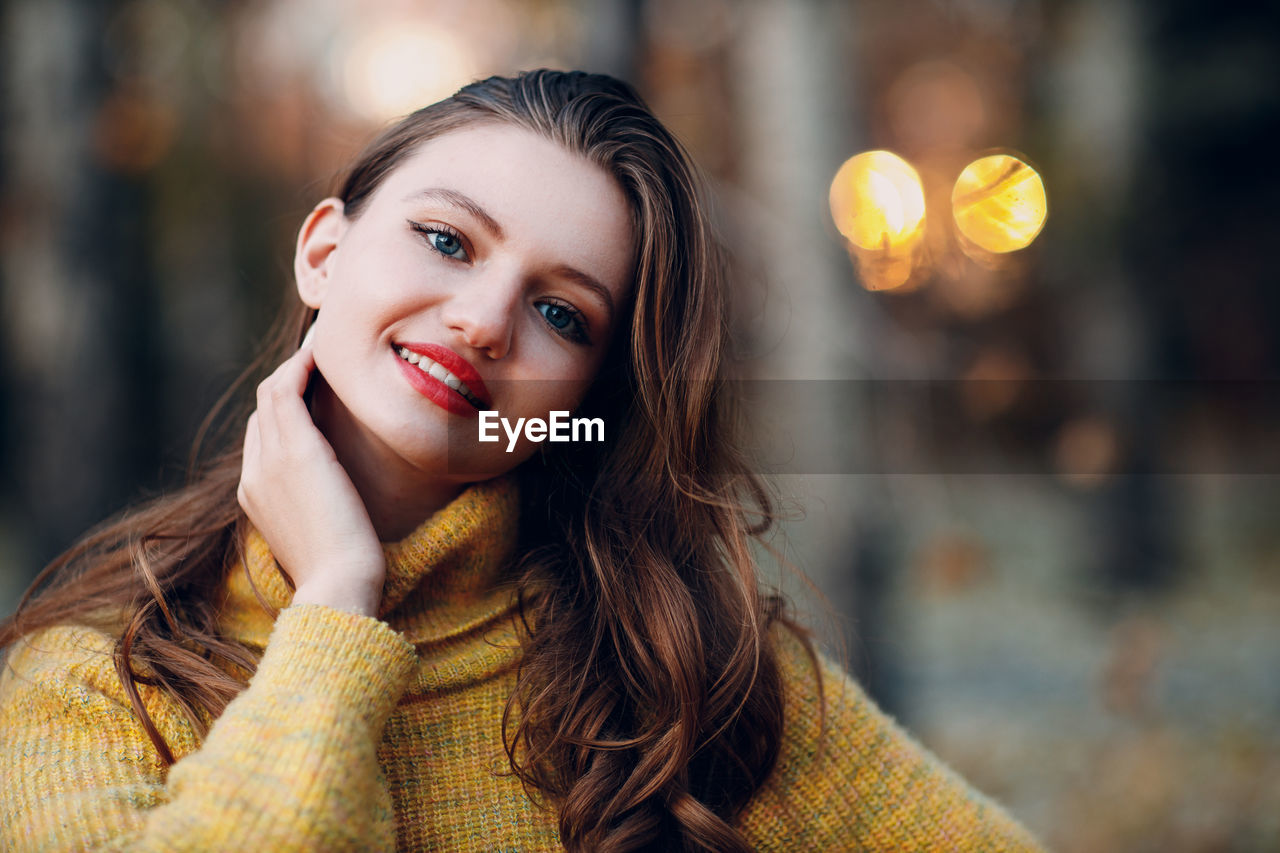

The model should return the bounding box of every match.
[218,474,522,653]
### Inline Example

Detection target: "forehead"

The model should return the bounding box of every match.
[367,123,635,297]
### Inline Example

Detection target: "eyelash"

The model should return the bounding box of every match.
[407,219,592,345]
[408,220,468,261]
[536,299,591,345]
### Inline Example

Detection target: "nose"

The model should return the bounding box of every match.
[441,270,520,360]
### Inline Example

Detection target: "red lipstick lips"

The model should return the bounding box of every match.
[393,342,492,417]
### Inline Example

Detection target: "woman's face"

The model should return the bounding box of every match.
[295,123,635,486]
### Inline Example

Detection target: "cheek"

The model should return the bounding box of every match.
[512,334,608,396]
[331,237,432,303]
[505,376,593,419]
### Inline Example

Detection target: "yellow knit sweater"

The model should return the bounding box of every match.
[0,477,1046,851]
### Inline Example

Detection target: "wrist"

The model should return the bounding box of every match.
[291,572,384,618]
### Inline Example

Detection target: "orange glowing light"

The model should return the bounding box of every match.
[1053,415,1119,488]
[951,154,1048,253]
[829,151,927,251]
[341,24,479,122]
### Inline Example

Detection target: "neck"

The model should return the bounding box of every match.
[309,378,464,541]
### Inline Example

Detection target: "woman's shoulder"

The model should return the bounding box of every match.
[1,621,199,756]
[736,622,1047,851]
[767,622,853,721]
[2,621,120,693]
[762,622,884,777]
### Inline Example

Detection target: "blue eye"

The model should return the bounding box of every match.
[542,303,571,329]
[428,230,466,259]
[409,221,469,261]
[537,301,590,344]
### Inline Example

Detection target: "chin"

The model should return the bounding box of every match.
[395,444,517,482]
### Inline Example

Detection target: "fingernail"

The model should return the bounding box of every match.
[301,323,316,349]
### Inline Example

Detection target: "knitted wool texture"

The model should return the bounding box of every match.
[0,476,1046,851]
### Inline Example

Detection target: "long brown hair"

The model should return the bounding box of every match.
[2,71,808,852]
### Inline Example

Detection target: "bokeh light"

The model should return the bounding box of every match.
[951,153,1048,253]
[830,151,928,290]
[1053,414,1120,488]
[340,23,479,122]
[829,150,927,251]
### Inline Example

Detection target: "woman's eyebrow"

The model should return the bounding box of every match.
[552,265,615,323]
[403,187,505,239]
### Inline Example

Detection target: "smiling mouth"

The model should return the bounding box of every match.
[394,345,486,410]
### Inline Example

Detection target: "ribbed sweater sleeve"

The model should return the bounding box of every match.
[739,629,1047,851]
[0,604,418,852]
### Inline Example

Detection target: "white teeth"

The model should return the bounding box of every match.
[395,346,482,407]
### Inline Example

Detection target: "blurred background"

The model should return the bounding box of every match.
[2,0,1277,849]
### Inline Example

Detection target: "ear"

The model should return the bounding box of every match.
[294,198,347,309]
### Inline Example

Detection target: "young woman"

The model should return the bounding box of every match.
[0,71,1044,852]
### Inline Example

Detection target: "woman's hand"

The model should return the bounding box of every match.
[237,338,386,617]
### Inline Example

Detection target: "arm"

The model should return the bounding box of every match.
[0,604,416,852]
[3,264,406,851]
[737,629,1047,852]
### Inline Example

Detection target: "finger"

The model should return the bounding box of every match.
[238,410,261,512]
[242,410,261,464]
[255,345,318,443]
[254,378,283,452]
[262,342,316,403]
[268,353,325,450]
